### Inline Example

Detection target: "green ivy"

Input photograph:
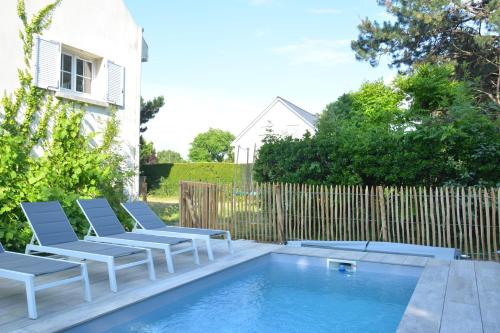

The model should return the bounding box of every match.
[0,0,133,251]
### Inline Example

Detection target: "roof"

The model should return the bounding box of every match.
[232,96,318,145]
[276,96,317,127]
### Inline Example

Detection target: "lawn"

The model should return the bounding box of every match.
[146,195,180,225]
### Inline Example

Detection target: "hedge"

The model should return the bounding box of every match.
[142,163,249,196]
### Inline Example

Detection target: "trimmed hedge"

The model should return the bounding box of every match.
[142,163,248,196]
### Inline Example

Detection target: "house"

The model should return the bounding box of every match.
[0,0,146,197]
[232,96,317,164]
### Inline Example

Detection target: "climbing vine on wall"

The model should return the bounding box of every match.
[0,0,134,251]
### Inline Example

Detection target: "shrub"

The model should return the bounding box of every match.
[143,163,247,197]
[255,64,499,187]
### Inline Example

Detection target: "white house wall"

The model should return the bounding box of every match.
[0,0,143,197]
[233,101,314,164]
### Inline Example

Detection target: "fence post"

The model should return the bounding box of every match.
[140,176,148,202]
[183,186,198,228]
[179,182,184,226]
[377,186,388,241]
[274,184,285,243]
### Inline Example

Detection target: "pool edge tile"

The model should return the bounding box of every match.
[397,260,450,333]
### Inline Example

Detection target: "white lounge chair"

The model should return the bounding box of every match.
[0,241,91,319]
[77,198,200,273]
[121,201,233,261]
[21,201,155,292]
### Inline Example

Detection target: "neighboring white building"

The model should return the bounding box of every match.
[0,0,146,197]
[232,96,317,164]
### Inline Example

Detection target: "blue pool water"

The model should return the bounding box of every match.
[65,254,421,333]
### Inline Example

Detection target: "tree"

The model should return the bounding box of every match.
[317,93,354,134]
[188,128,235,162]
[157,150,184,163]
[351,0,500,105]
[140,96,164,133]
[139,96,164,166]
[139,136,157,165]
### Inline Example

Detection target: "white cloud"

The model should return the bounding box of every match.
[272,39,354,67]
[308,8,342,14]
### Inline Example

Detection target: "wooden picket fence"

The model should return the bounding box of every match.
[179,181,499,261]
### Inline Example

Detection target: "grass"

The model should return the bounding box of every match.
[146,195,180,225]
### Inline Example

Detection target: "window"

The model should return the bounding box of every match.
[61,54,72,89]
[60,53,93,94]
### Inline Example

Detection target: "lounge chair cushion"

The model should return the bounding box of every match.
[21,201,79,246]
[105,233,190,245]
[0,252,79,276]
[52,241,143,258]
[77,199,126,236]
[122,201,168,229]
[122,202,226,236]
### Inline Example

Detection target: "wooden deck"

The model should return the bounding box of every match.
[1,241,499,333]
[0,240,279,333]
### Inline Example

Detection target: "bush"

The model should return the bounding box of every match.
[143,163,247,197]
[254,64,500,187]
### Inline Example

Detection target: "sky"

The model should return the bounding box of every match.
[124,0,396,158]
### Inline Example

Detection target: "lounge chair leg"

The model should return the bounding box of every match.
[192,240,200,265]
[146,249,156,281]
[107,259,118,292]
[25,277,37,319]
[164,247,174,273]
[206,238,215,261]
[81,264,92,302]
[226,232,234,254]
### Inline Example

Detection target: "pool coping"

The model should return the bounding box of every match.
[11,242,500,333]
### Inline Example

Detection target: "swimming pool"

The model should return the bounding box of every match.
[63,253,421,333]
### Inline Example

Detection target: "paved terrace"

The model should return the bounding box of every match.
[0,240,498,333]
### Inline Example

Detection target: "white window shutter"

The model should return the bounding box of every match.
[32,36,60,89]
[107,61,125,107]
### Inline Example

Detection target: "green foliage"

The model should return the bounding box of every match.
[140,96,164,133]
[143,163,243,197]
[139,95,164,167]
[351,80,404,124]
[254,133,347,185]
[351,0,500,105]
[188,128,235,162]
[255,64,499,187]
[157,149,184,163]
[0,1,132,251]
[395,64,470,118]
[140,136,157,165]
[317,93,354,134]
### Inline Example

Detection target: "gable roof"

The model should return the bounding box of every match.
[232,96,317,145]
[276,96,317,127]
